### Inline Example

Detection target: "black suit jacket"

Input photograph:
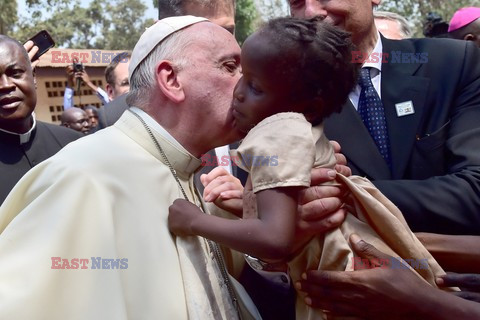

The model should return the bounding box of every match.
[0,121,82,205]
[97,94,129,129]
[325,36,480,235]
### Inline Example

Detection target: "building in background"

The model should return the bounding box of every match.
[34,49,128,124]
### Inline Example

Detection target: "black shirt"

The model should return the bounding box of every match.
[0,121,82,205]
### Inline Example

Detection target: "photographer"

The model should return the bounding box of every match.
[63,60,109,110]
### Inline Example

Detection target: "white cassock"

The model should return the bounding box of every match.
[0,108,254,319]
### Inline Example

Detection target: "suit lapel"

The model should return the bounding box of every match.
[326,37,430,180]
[381,37,429,178]
[325,100,391,179]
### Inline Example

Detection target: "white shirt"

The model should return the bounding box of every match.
[214,145,233,175]
[63,87,110,109]
[0,113,37,144]
[349,32,383,109]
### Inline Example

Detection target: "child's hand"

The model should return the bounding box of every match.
[168,199,203,237]
[201,167,244,217]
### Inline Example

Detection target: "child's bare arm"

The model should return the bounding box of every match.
[168,187,300,261]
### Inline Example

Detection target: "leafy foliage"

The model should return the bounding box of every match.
[255,0,288,20]
[0,0,18,35]
[379,0,480,37]
[11,0,153,50]
[235,0,260,44]
[94,0,154,50]
[10,0,478,49]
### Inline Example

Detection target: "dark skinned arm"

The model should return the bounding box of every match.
[416,233,480,273]
[296,234,480,319]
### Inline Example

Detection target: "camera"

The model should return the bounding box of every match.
[73,61,84,72]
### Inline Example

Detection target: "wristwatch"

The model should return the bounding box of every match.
[244,254,288,272]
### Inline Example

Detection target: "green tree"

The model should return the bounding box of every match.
[255,0,288,20]
[95,0,154,50]
[13,0,98,48]
[235,0,260,44]
[379,0,480,36]
[12,0,152,50]
[0,0,18,35]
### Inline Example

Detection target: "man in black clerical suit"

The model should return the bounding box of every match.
[0,36,81,205]
[289,0,480,235]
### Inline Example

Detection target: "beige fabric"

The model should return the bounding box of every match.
[0,110,242,319]
[232,112,447,320]
[231,113,323,193]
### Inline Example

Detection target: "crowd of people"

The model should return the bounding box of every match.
[1,0,480,319]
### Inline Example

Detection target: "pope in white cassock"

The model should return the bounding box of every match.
[0,16,261,319]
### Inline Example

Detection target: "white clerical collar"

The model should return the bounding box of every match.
[0,113,37,144]
[363,31,383,75]
[129,107,189,154]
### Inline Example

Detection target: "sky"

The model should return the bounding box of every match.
[17,0,158,20]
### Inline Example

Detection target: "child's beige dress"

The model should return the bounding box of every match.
[231,112,448,320]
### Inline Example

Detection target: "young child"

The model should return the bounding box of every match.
[169,17,447,320]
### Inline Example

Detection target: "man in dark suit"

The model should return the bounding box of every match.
[289,0,480,235]
[0,36,82,205]
[98,53,131,128]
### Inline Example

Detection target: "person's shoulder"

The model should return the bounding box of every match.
[103,94,128,126]
[243,112,312,145]
[36,121,83,146]
[32,127,122,175]
[382,36,475,73]
[394,37,469,55]
[255,112,308,129]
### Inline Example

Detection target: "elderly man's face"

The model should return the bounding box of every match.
[180,22,242,146]
[288,0,380,40]
[0,41,36,131]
